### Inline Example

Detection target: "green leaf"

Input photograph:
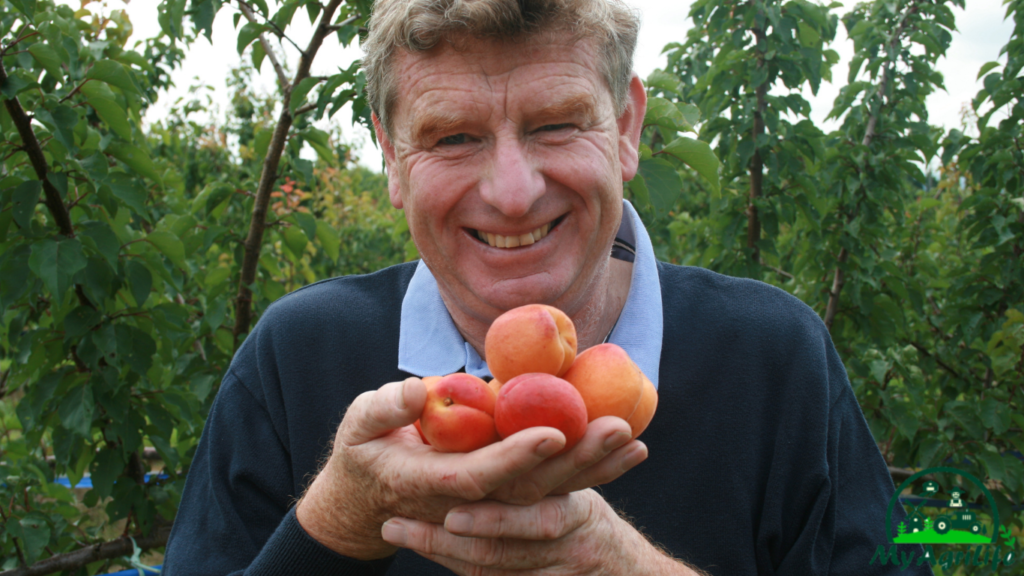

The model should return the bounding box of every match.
[1,68,37,98]
[192,0,217,40]
[90,448,123,499]
[46,172,68,200]
[7,513,50,564]
[283,225,308,257]
[125,259,151,307]
[58,382,94,436]
[237,22,268,55]
[290,77,320,115]
[64,305,102,339]
[636,158,682,211]
[292,211,317,240]
[146,230,187,270]
[316,220,340,261]
[86,59,140,95]
[7,0,36,19]
[29,42,64,79]
[105,172,149,218]
[29,238,87,297]
[980,398,1011,434]
[661,136,721,196]
[106,142,161,184]
[87,96,132,140]
[80,221,122,267]
[254,127,272,160]
[83,256,115,305]
[977,448,1007,484]
[252,40,266,71]
[977,61,1001,80]
[204,266,231,290]
[11,180,42,229]
[645,69,684,95]
[644,96,693,133]
[303,127,333,162]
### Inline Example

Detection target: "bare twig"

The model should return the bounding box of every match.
[0,31,39,56]
[237,0,290,91]
[0,525,171,576]
[293,101,318,116]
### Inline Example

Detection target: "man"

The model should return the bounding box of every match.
[164,0,926,574]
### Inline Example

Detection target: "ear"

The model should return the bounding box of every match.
[616,72,647,182]
[372,111,404,209]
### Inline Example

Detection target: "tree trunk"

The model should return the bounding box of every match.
[231,0,346,346]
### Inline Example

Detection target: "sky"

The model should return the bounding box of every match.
[68,0,1015,171]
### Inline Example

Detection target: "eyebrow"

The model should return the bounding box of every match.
[532,93,599,125]
[411,110,465,146]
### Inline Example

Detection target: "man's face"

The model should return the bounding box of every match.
[376,34,644,321]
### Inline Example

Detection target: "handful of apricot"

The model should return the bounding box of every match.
[416,304,658,453]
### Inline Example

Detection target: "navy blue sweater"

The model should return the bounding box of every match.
[163,261,927,575]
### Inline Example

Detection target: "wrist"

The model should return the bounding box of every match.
[599,498,706,576]
[295,460,396,560]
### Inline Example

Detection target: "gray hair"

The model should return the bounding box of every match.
[362,0,641,137]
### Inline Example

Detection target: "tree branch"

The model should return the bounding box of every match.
[232,0,348,345]
[0,59,74,238]
[0,55,95,312]
[237,0,305,55]
[0,525,171,576]
[906,340,963,381]
[237,0,290,91]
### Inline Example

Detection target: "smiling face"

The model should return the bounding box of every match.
[375,32,645,328]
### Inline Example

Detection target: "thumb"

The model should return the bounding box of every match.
[339,377,427,446]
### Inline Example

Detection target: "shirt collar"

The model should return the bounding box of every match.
[398,200,663,389]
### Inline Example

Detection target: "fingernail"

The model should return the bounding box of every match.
[445,512,474,534]
[535,438,564,457]
[603,430,630,452]
[381,519,408,546]
[620,444,648,471]
[396,380,407,410]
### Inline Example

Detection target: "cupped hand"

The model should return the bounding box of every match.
[381,489,681,575]
[295,377,646,560]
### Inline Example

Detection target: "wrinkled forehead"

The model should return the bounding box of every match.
[388,33,613,131]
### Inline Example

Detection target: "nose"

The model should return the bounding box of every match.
[478,137,545,218]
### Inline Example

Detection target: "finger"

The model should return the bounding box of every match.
[444,492,593,540]
[488,416,632,505]
[551,440,648,495]
[339,378,427,446]
[424,427,566,501]
[382,517,548,571]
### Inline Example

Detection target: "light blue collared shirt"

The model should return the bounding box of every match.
[397,200,663,389]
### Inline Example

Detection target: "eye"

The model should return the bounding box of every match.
[437,133,469,146]
[538,123,574,132]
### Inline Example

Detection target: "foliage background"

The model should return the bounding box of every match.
[0,0,1020,574]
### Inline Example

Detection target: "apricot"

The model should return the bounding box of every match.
[485,304,577,383]
[494,373,588,453]
[418,373,500,452]
[561,343,643,422]
[626,372,658,440]
[487,378,503,396]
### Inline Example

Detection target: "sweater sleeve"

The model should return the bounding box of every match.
[775,339,932,576]
[162,371,394,575]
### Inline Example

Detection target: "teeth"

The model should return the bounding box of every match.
[476,221,554,248]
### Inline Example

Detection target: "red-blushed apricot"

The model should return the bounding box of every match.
[414,376,443,445]
[419,374,499,452]
[626,371,658,440]
[494,373,588,453]
[562,343,643,422]
[485,304,577,383]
